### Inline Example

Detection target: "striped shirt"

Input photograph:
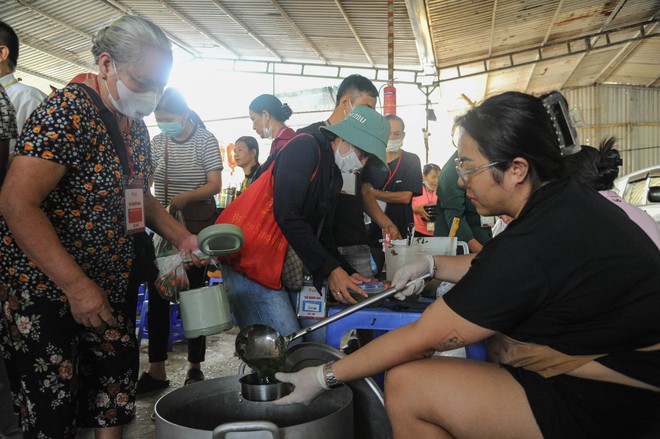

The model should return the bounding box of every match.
[151,124,223,206]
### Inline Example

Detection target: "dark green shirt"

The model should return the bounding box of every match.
[434,151,492,245]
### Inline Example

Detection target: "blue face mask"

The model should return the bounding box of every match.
[158,121,184,138]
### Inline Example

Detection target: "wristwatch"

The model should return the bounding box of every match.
[322,361,343,388]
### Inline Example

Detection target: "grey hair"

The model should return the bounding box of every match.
[91,15,171,65]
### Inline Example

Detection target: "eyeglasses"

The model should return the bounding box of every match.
[454,157,501,183]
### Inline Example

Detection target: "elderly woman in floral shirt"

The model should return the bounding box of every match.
[0,83,19,439]
[0,17,206,439]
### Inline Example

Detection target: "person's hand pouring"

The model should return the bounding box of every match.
[391,255,435,300]
[273,365,330,405]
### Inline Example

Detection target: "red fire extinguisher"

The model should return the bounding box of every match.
[383,84,396,115]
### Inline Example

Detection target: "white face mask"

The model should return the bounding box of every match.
[386,138,404,153]
[106,61,161,119]
[423,181,434,191]
[334,144,364,172]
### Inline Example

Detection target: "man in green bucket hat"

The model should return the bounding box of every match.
[320,104,390,167]
[220,104,390,346]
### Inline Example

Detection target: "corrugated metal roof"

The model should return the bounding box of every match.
[1,0,658,94]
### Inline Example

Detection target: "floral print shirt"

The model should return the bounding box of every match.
[0,84,151,302]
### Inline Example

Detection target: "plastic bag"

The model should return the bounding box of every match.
[154,253,190,302]
[153,207,186,258]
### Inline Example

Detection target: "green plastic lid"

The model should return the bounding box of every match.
[197,224,244,257]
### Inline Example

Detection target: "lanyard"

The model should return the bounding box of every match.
[3,80,18,89]
[383,155,402,190]
[122,135,135,177]
[76,81,135,178]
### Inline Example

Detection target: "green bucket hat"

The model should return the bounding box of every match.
[321,105,389,166]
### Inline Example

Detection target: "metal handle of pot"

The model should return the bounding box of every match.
[212,420,280,439]
[286,273,432,343]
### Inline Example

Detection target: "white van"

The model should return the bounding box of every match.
[614,165,660,225]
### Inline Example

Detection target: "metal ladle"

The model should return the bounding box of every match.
[235,273,432,367]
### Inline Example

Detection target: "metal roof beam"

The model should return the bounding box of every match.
[333,0,374,67]
[559,0,626,90]
[484,0,498,94]
[404,0,436,74]
[267,0,328,64]
[647,73,660,88]
[209,0,282,62]
[153,0,238,58]
[98,0,199,57]
[197,56,424,85]
[595,17,659,85]
[523,0,565,92]
[433,19,660,84]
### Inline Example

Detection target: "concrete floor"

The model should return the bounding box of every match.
[78,327,243,439]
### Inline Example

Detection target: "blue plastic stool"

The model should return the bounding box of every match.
[136,288,186,352]
[325,306,487,387]
[208,277,222,286]
[135,284,146,328]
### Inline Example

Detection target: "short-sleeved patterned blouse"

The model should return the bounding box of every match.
[0,84,151,303]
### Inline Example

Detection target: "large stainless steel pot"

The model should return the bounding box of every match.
[155,375,353,438]
[155,342,392,439]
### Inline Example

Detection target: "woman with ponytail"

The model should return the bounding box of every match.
[249,93,295,155]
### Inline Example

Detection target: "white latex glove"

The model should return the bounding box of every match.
[392,255,434,300]
[273,366,327,405]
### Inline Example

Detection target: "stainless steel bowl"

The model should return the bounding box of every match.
[239,373,293,402]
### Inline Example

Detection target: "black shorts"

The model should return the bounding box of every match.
[503,365,660,439]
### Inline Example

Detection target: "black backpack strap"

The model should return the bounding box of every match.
[74,83,130,176]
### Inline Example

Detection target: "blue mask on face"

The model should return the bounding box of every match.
[158,121,184,138]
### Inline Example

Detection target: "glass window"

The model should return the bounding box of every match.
[622,178,648,206]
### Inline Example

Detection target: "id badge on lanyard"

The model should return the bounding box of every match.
[297,277,327,320]
[123,176,145,234]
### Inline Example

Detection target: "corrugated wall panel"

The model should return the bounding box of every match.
[563,85,660,175]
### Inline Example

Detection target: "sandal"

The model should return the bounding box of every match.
[184,368,205,386]
[136,372,169,394]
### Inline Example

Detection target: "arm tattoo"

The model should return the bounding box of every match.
[435,330,468,352]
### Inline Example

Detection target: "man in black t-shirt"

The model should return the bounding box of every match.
[366,114,423,274]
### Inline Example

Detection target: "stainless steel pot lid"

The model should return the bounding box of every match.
[197,224,244,256]
[284,342,393,439]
